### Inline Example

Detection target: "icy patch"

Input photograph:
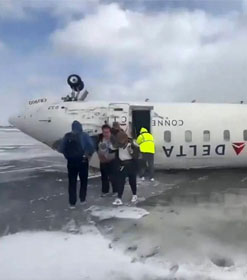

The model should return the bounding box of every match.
[87,205,150,220]
[78,173,100,180]
[0,166,55,174]
[241,177,247,182]
[88,174,101,179]
[56,178,63,182]
[198,175,209,181]
[164,183,176,187]
[0,165,15,170]
[0,146,17,150]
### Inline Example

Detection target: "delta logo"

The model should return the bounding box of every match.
[232,142,245,155]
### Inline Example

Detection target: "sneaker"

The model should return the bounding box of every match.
[150,178,155,182]
[112,192,118,197]
[131,195,138,203]
[141,177,145,181]
[69,205,76,209]
[80,200,87,205]
[112,198,123,206]
[101,192,109,197]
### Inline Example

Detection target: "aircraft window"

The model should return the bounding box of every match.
[244,130,247,141]
[224,130,230,141]
[185,130,192,142]
[203,130,210,142]
[164,131,171,142]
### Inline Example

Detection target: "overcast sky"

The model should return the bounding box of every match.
[0,0,247,125]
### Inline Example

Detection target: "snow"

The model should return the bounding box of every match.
[0,231,166,280]
[87,205,150,220]
[0,230,246,280]
[0,129,59,161]
[0,145,58,161]
[0,128,19,132]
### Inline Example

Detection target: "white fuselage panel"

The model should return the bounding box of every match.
[9,99,247,169]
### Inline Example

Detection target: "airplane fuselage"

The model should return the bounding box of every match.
[9,98,247,169]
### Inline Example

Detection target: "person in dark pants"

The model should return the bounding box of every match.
[141,153,154,179]
[136,127,155,181]
[116,160,137,204]
[67,158,88,206]
[60,121,95,208]
[97,124,118,196]
[112,133,138,206]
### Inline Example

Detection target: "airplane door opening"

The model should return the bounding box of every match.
[132,110,151,139]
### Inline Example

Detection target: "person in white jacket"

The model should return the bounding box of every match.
[112,132,139,206]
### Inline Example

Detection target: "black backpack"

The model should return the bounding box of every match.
[63,132,84,160]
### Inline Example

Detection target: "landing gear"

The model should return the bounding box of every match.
[67,74,84,93]
[62,74,89,102]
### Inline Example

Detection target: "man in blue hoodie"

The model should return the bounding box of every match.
[60,121,95,208]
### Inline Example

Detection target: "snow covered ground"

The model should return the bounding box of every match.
[0,128,59,161]
[0,129,99,179]
[1,129,247,279]
[0,229,246,280]
[87,205,150,220]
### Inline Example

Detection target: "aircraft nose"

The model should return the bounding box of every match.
[8,113,18,127]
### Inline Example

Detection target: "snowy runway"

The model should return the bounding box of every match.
[1,129,247,279]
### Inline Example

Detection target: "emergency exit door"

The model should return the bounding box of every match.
[108,103,130,134]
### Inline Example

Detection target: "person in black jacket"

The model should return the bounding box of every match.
[97,124,118,197]
[111,132,139,206]
[60,121,95,208]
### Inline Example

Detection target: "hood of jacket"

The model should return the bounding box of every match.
[72,121,83,133]
[140,127,148,134]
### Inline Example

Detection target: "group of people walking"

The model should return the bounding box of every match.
[60,120,155,208]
